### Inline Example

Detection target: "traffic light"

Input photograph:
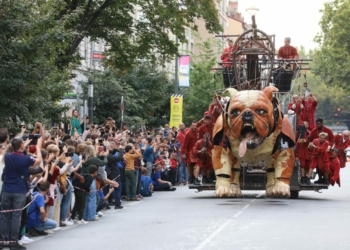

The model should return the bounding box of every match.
[335,113,338,117]
[337,107,341,112]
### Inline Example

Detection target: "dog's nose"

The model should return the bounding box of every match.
[242,110,253,122]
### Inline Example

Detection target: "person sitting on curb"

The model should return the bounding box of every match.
[26,181,57,236]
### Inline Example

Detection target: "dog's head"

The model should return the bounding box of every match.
[224,86,279,150]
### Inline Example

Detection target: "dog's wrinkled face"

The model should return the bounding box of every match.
[226,86,278,150]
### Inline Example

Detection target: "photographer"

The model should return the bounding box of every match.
[123,145,142,201]
[0,137,42,250]
[141,137,155,177]
[106,141,124,209]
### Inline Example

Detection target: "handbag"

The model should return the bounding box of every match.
[8,154,30,191]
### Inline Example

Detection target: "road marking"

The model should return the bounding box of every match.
[242,204,250,210]
[193,207,245,250]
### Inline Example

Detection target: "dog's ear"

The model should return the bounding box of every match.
[224,88,238,98]
[262,86,279,100]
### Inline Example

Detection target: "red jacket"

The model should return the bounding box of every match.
[170,158,178,169]
[334,134,350,168]
[310,126,334,145]
[180,128,199,163]
[177,128,188,148]
[191,139,212,168]
[330,156,341,186]
[278,46,298,59]
[197,123,214,141]
[309,139,330,168]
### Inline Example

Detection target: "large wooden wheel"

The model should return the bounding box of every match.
[231,28,275,91]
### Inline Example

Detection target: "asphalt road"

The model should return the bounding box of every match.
[25,164,350,250]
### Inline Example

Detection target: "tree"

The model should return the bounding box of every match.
[80,64,173,130]
[313,0,350,91]
[52,0,223,69]
[0,0,74,131]
[181,36,223,125]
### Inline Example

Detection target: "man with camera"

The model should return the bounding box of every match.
[107,141,124,209]
[0,137,42,250]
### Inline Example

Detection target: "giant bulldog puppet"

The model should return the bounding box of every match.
[212,86,295,197]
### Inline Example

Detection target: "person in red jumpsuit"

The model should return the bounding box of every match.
[308,132,330,185]
[208,96,223,124]
[296,121,311,184]
[329,148,341,187]
[191,134,212,185]
[198,114,214,141]
[288,95,304,126]
[301,94,318,130]
[220,38,238,68]
[333,130,350,168]
[277,37,299,59]
[176,122,188,148]
[180,121,199,184]
[310,118,334,145]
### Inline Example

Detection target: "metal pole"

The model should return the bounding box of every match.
[88,80,94,124]
[174,36,179,94]
[83,100,87,131]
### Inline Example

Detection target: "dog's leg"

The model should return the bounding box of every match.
[271,148,295,197]
[265,157,275,198]
[212,145,233,197]
[230,158,242,197]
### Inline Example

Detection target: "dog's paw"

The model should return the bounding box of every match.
[269,181,290,198]
[215,178,233,197]
[265,184,274,198]
[231,184,242,198]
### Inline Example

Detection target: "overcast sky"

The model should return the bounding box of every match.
[237,0,331,51]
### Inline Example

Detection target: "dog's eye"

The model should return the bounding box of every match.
[231,109,241,117]
[256,109,267,115]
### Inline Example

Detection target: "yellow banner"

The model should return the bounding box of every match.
[170,95,183,128]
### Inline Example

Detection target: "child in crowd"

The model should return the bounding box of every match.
[71,165,98,224]
[140,167,153,197]
[169,153,178,186]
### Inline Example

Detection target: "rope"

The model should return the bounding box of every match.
[0,194,39,213]
[73,186,98,193]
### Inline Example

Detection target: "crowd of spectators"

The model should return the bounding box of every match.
[0,112,188,249]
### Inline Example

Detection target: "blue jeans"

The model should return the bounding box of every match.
[35,219,57,231]
[83,180,97,221]
[113,179,122,206]
[179,160,188,183]
[146,162,153,177]
[0,192,26,244]
[60,179,73,221]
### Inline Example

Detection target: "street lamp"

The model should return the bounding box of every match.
[246,6,259,16]
[246,6,259,32]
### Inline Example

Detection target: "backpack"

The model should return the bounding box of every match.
[140,177,152,197]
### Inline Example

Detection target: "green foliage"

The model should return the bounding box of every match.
[290,47,350,126]
[181,36,223,126]
[80,64,172,130]
[0,0,75,131]
[54,0,223,69]
[313,0,350,90]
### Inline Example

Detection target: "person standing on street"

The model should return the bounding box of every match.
[0,137,42,250]
[142,138,154,177]
[123,145,142,201]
